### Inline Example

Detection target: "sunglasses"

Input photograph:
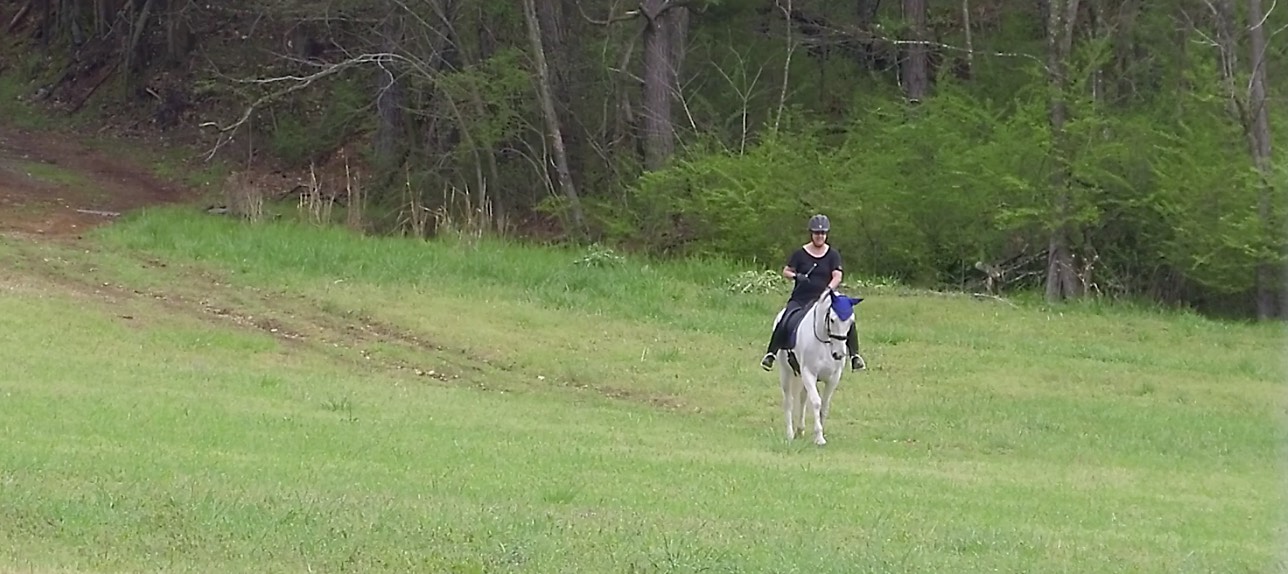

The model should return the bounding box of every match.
[811,230,828,235]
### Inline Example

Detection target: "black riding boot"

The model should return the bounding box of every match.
[762,302,803,371]
[846,323,866,371]
[761,321,781,370]
[760,341,777,370]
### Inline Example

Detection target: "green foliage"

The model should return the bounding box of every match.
[437,48,532,150]
[616,83,1054,285]
[1143,78,1284,296]
[619,126,832,265]
[724,269,780,294]
[573,243,626,267]
[599,42,1285,316]
[3,0,1280,317]
[266,76,369,168]
[836,81,1050,283]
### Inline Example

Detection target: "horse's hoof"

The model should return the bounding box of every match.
[814,436,827,446]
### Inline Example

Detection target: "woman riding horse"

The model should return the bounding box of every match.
[760,214,865,372]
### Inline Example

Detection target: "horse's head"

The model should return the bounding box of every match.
[816,290,863,359]
[827,291,862,331]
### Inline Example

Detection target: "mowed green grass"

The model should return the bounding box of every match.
[0,209,1284,573]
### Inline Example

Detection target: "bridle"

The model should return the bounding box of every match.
[812,291,850,358]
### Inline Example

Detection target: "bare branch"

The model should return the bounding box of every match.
[575,0,641,25]
[711,45,765,154]
[608,66,648,85]
[197,52,412,160]
[1252,0,1276,32]
[387,0,454,54]
[962,0,974,76]
[772,8,1050,74]
[645,0,704,18]
[673,72,699,133]
[575,0,703,24]
[1189,26,1221,48]
[1247,0,1276,121]
[774,0,796,133]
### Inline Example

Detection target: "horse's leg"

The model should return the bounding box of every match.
[820,371,841,427]
[803,371,826,446]
[794,385,807,438]
[779,359,796,441]
[793,370,806,434]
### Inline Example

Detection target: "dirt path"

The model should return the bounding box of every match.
[0,124,199,236]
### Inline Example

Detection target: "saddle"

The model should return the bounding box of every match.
[772,305,810,376]
[774,306,810,350]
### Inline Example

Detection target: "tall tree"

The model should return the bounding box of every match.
[1212,0,1280,318]
[1247,0,1276,318]
[1044,0,1083,302]
[901,0,929,102]
[639,0,688,170]
[522,0,586,232]
[536,0,582,178]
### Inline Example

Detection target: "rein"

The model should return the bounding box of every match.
[811,292,848,345]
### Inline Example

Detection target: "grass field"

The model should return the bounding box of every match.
[1,208,1284,573]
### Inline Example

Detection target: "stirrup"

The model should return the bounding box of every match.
[850,354,866,371]
[760,353,775,371]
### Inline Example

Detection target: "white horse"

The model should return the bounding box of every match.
[771,290,862,445]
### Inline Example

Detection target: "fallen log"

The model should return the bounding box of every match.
[75,209,121,217]
[67,60,118,114]
[5,1,32,34]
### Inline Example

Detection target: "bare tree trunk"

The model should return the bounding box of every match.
[1044,0,1082,302]
[640,0,676,170]
[1110,0,1140,99]
[611,24,644,161]
[522,0,585,233]
[537,0,585,187]
[61,0,82,45]
[1088,0,1104,100]
[1213,0,1279,318]
[961,0,973,79]
[163,0,191,64]
[536,3,568,102]
[1248,0,1277,319]
[1213,0,1245,121]
[94,0,107,37]
[375,8,405,172]
[901,0,929,102]
[857,0,881,27]
[40,0,52,47]
[122,0,155,99]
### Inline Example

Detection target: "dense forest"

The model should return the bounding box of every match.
[1,0,1284,319]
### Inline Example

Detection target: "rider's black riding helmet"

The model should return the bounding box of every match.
[808,214,830,233]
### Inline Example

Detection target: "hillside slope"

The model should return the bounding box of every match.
[0,123,203,236]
